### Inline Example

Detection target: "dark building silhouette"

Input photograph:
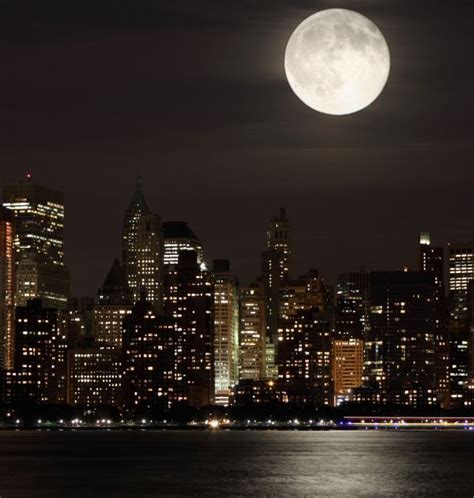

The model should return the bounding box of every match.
[122,295,175,415]
[418,233,449,406]
[164,250,214,407]
[366,271,438,406]
[261,208,291,377]
[278,307,333,406]
[14,299,66,403]
[335,271,369,340]
[62,297,94,346]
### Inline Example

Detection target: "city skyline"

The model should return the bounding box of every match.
[0,1,472,496]
[1,173,473,414]
[1,173,471,299]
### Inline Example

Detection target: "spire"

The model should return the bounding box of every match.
[103,258,127,289]
[98,258,132,304]
[126,176,150,213]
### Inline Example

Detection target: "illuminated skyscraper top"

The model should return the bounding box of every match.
[122,179,163,310]
[2,175,70,308]
[162,221,204,267]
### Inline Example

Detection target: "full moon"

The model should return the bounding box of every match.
[285,9,390,115]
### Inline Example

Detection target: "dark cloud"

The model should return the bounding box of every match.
[0,0,472,295]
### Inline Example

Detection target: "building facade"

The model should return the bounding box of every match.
[163,221,204,267]
[15,299,66,403]
[332,338,364,406]
[3,177,70,309]
[239,281,266,381]
[93,259,132,348]
[122,296,176,415]
[0,207,15,370]
[367,271,438,406]
[122,180,163,311]
[67,347,122,407]
[448,242,474,406]
[261,208,291,351]
[163,251,214,407]
[277,307,333,406]
[212,259,239,406]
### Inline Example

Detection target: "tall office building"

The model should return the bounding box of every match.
[277,307,333,406]
[2,176,70,309]
[335,271,369,340]
[163,251,214,407]
[448,242,474,405]
[93,259,132,348]
[162,221,204,267]
[0,207,15,370]
[239,281,266,381]
[418,233,449,405]
[212,259,239,406]
[262,208,291,346]
[367,271,438,406]
[15,299,65,403]
[122,295,176,414]
[332,338,364,406]
[122,179,163,311]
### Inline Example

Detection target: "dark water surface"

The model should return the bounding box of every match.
[0,430,473,497]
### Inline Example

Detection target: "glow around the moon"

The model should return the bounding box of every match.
[285,9,390,115]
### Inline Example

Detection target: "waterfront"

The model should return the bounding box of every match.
[0,431,473,497]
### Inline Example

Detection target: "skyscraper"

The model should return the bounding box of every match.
[162,221,204,267]
[0,207,15,370]
[261,208,291,377]
[163,250,214,407]
[418,233,449,405]
[239,281,266,381]
[367,271,438,406]
[122,294,176,414]
[419,233,444,296]
[212,259,239,406]
[2,176,70,309]
[448,242,474,405]
[122,179,163,311]
[277,307,333,406]
[335,271,369,340]
[332,338,364,406]
[15,299,65,403]
[93,259,132,348]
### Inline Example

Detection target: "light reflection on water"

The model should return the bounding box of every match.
[0,430,472,497]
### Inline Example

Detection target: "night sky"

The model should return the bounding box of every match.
[0,0,472,296]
